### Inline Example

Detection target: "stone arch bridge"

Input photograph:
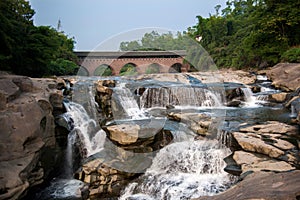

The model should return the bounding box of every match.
[74,50,189,76]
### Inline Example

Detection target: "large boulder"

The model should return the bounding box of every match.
[0,75,64,199]
[266,63,300,92]
[224,121,300,177]
[230,121,299,167]
[269,92,288,103]
[106,124,140,145]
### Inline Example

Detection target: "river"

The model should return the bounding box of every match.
[24,73,292,200]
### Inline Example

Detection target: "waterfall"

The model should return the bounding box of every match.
[113,82,147,119]
[256,75,268,81]
[65,132,76,178]
[140,87,223,108]
[64,101,106,157]
[120,140,233,200]
[240,87,257,107]
[290,105,297,118]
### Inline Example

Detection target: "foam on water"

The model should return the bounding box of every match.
[113,82,147,120]
[120,140,233,200]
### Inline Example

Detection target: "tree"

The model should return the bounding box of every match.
[119,64,138,76]
[0,0,78,77]
[0,0,34,70]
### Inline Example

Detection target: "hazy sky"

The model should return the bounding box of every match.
[28,0,226,50]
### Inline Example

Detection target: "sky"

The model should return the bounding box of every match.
[28,0,227,51]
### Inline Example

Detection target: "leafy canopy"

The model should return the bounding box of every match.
[0,0,78,77]
[120,0,300,69]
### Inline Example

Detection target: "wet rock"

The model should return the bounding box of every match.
[226,100,241,107]
[285,92,300,125]
[166,104,175,109]
[168,112,212,136]
[194,170,300,200]
[103,119,172,151]
[75,157,138,199]
[285,96,299,108]
[56,77,67,90]
[95,80,115,118]
[224,86,245,105]
[250,85,261,93]
[223,154,242,176]
[266,63,300,92]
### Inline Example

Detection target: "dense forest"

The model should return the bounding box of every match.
[120,0,300,69]
[0,0,78,77]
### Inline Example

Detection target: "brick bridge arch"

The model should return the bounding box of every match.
[74,50,189,76]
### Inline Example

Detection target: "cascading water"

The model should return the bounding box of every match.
[290,105,297,118]
[140,87,223,108]
[64,101,106,157]
[65,132,76,178]
[240,87,257,107]
[113,82,147,119]
[120,140,233,200]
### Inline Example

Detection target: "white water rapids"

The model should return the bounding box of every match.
[140,87,223,108]
[120,140,232,200]
[113,82,147,120]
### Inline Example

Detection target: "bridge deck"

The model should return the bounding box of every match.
[74,50,187,58]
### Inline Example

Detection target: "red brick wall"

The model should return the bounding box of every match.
[78,57,189,75]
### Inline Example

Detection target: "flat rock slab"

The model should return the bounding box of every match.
[239,121,298,135]
[233,151,295,173]
[106,124,140,145]
[232,132,285,158]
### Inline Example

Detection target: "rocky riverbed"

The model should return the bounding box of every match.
[0,63,299,200]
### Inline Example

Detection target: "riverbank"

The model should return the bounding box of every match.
[0,63,299,199]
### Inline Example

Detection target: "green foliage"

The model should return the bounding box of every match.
[0,0,78,77]
[188,0,300,69]
[94,65,113,76]
[119,64,138,76]
[120,0,300,70]
[77,67,89,76]
[48,58,79,76]
[281,47,300,63]
[120,31,193,51]
[146,63,161,74]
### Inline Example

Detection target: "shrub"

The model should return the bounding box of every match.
[281,47,300,63]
